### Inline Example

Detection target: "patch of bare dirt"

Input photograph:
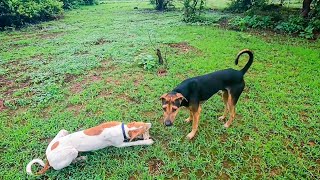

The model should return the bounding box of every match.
[106,77,121,85]
[117,93,138,103]
[299,111,310,122]
[0,76,30,96]
[40,137,53,143]
[223,159,234,169]
[64,74,77,83]
[92,38,115,45]
[148,158,164,175]
[168,42,198,53]
[217,172,230,180]
[157,69,167,76]
[220,133,228,143]
[70,83,83,94]
[97,90,113,99]
[37,32,64,39]
[74,50,89,56]
[67,59,117,94]
[94,38,107,45]
[30,54,43,60]
[90,74,102,81]
[270,168,282,177]
[143,111,156,118]
[69,74,102,93]
[67,104,83,115]
[0,99,5,111]
[308,141,315,147]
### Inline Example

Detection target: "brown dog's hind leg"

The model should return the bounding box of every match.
[224,97,235,128]
[218,90,229,121]
[187,106,201,139]
[224,82,244,128]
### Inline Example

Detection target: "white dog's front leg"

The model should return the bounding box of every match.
[115,139,154,148]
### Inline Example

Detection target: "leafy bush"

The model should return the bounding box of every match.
[229,9,319,39]
[183,0,205,22]
[0,0,63,28]
[82,0,99,5]
[0,0,99,29]
[61,0,98,9]
[227,0,268,12]
[275,16,305,34]
[61,0,81,9]
[136,54,157,70]
[229,15,273,31]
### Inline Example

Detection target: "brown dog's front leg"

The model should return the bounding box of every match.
[186,106,201,139]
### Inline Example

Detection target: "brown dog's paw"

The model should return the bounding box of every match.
[218,116,226,121]
[186,132,195,140]
[223,122,230,128]
[185,117,192,123]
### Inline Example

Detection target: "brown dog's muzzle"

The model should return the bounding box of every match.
[164,119,173,126]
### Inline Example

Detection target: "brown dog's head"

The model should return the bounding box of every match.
[127,122,152,141]
[160,92,187,126]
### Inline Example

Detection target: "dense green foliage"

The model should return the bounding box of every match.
[226,1,320,38]
[0,0,63,28]
[183,0,206,22]
[0,0,98,28]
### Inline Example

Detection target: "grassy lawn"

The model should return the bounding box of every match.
[1,1,320,179]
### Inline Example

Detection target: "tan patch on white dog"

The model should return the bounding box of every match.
[51,141,59,150]
[83,121,121,136]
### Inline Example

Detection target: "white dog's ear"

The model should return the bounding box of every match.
[145,123,151,129]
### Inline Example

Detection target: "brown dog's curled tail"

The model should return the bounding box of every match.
[235,49,253,75]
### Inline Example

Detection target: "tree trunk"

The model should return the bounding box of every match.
[156,0,164,11]
[244,0,252,7]
[301,0,313,17]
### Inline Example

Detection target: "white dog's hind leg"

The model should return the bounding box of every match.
[47,147,78,170]
[115,139,154,148]
[46,130,70,154]
[54,129,69,139]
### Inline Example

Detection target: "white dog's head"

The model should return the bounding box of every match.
[127,122,152,141]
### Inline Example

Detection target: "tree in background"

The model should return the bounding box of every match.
[302,0,313,17]
[151,0,174,11]
[183,0,205,22]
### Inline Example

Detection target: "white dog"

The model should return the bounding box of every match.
[26,121,153,175]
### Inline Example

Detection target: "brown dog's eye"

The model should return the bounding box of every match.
[163,107,166,111]
[172,106,178,112]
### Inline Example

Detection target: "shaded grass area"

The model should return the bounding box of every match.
[0,1,320,179]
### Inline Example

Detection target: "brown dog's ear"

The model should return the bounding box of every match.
[176,93,188,102]
[160,93,168,100]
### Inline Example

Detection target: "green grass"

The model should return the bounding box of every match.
[1,1,320,179]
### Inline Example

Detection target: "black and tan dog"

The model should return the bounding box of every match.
[160,49,253,139]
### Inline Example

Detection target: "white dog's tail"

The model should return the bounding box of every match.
[26,158,50,175]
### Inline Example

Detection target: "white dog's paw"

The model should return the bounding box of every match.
[144,139,154,145]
